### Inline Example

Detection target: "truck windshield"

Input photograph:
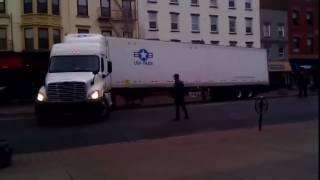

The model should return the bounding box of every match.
[49,55,100,73]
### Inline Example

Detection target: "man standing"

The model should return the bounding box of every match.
[172,74,189,121]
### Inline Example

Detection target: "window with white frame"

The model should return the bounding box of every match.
[229,41,237,46]
[229,0,235,9]
[278,46,285,58]
[170,12,179,31]
[229,16,236,33]
[191,0,199,6]
[191,14,200,32]
[148,11,158,30]
[263,23,271,37]
[278,24,285,38]
[210,0,218,7]
[307,38,313,52]
[24,28,34,50]
[245,0,252,10]
[306,12,313,26]
[245,17,253,34]
[210,15,218,33]
[147,0,157,3]
[0,28,6,50]
[292,37,300,51]
[0,0,5,13]
[170,0,178,5]
[246,42,254,48]
[292,10,299,25]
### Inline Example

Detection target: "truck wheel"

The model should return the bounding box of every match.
[101,100,111,120]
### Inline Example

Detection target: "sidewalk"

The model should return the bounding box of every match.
[0,121,318,180]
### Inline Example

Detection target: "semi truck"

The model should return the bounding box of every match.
[35,34,269,121]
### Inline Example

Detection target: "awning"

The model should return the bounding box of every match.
[0,53,23,69]
[290,58,320,72]
[268,61,292,72]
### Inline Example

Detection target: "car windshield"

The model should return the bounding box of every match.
[49,55,100,73]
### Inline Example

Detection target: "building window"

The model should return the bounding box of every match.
[210,15,218,33]
[229,41,237,46]
[123,31,133,38]
[210,0,218,8]
[229,16,236,34]
[278,46,285,58]
[170,13,179,31]
[306,12,313,26]
[0,0,5,14]
[52,0,60,15]
[24,0,33,14]
[265,45,271,59]
[102,30,112,36]
[37,0,48,14]
[307,38,314,53]
[191,0,199,6]
[147,0,157,3]
[77,0,88,16]
[245,0,252,10]
[53,29,61,44]
[229,0,236,9]
[24,28,34,50]
[292,37,300,52]
[78,29,89,33]
[245,17,253,34]
[170,0,178,5]
[192,40,204,44]
[171,39,181,42]
[211,41,219,45]
[263,23,271,37]
[246,42,254,48]
[278,24,285,38]
[101,0,110,17]
[148,11,158,30]
[38,28,49,49]
[0,28,6,50]
[191,14,200,32]
[292,10,299,25]
[122,0,132,18]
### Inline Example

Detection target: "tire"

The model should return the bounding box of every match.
[100,99,111,120]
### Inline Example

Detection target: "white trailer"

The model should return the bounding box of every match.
[106,37,269,100]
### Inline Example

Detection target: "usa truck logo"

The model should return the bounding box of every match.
[134,49,154,65]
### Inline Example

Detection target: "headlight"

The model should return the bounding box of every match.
[37,93,45,102]
[89,91,100,100]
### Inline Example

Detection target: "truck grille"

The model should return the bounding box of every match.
[47,82,87,102]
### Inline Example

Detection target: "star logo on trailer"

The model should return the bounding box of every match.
[134,49,154,62]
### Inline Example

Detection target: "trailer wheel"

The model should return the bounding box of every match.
[237,90,242,99]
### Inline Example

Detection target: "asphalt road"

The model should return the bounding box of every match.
[0,96,318,154]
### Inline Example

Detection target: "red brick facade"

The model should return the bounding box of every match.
[288,0,319,58]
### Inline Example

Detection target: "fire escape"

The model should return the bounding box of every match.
[98,0,137,37]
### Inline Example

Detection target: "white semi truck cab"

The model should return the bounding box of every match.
[35,34,112,121]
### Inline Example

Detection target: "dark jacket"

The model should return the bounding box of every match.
[173,80,186,102]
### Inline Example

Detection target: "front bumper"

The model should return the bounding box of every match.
[35,99,105,117]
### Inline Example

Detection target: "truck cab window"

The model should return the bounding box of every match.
[49,55,100,73]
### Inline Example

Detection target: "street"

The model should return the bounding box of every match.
[0,96,318,154]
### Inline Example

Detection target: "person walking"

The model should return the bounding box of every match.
[298,71,309,98]
[172,74,189,121]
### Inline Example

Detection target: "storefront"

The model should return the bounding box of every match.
[290,59,320,89]
[268,61,292,89]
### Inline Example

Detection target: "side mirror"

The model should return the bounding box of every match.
[107,61,112,73]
